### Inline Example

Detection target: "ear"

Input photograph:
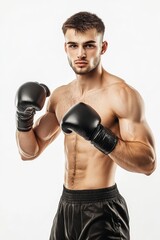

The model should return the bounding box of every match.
[101,41,108,55]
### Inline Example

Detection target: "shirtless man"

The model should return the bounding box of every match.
[15,12,156,240]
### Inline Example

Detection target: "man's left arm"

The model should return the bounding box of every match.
[110,86,156,175]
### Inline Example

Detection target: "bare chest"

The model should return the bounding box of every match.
[54,89,117,130]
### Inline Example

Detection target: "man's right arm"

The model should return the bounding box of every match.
[15,82,60,160]
[16,112,60,160]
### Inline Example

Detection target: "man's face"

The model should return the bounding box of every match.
[64,29,105,75]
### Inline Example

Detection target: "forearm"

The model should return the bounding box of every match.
[16,130,40,160]
[109,139,156,175]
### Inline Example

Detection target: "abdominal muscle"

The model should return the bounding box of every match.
[64,133,117,190]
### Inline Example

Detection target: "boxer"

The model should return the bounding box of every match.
[15,11,156,240]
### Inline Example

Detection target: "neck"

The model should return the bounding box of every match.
[76,66,104,94]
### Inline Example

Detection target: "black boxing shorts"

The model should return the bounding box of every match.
[49,184,130,240]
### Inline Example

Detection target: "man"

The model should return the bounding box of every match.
[15,12,156,240]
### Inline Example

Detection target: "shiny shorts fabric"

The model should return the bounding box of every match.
[49,184,130,240]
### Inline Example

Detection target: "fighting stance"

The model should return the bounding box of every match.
[15,12,156,239]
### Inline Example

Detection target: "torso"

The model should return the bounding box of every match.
[49,71,124,190]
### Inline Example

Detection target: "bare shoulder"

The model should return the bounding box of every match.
[46,81,75,112]
[52,83,71,95]
[107,73,145,120]
[110,75,142,101]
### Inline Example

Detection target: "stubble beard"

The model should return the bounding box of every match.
[68,57,101,75]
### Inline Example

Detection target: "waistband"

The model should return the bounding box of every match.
[61,184,119,203]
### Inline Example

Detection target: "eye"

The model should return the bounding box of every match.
[68,44,78,49]
[84,44,95,49]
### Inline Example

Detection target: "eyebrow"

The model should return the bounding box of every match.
[66,40,97,45]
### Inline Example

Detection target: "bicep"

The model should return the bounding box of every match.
[119,117,154,147]
[114,85,155,147]
[33,112,61,147]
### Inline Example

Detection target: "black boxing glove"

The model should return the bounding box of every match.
[61,102,118,155]
[15,81,50,131]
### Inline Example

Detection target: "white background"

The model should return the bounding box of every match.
[0,0,160,239]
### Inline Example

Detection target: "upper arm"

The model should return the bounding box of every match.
[113,85,155,148]
[33,93,61,154]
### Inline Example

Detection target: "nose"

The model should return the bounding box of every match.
[77,47,86,59]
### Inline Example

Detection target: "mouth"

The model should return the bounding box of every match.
[74,60,88,67]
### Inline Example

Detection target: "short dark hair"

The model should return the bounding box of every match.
[62,11,105,37]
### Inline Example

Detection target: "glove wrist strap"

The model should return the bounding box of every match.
[91,124,118,155]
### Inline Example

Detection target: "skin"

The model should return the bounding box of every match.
[16,28,156,190]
